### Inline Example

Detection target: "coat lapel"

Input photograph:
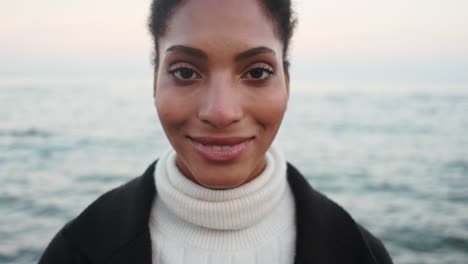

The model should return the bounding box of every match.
[287,163,377,264]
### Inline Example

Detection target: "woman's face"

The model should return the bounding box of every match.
[154,0,289,189]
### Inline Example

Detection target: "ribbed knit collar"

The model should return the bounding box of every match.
[154,144,287,230]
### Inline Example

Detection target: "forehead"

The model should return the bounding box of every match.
[159,0,282,58]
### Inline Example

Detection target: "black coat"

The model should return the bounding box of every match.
[39,161,393,264]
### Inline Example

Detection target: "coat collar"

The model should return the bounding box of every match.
[65,161,378,264]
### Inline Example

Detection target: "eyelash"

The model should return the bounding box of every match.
[242,64,275,81]
[167,63,201,81]
[167,62,275,82]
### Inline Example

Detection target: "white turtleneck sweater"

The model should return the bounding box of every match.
[149,145,296,264]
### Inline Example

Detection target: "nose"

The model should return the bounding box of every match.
[198,77,243,129]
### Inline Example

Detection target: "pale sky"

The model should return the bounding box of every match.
[2,0,468,83]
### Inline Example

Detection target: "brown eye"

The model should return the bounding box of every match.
[249,68,264,79]
[168,64,201,80]
[242,66,274,80]
[172,68,199,80]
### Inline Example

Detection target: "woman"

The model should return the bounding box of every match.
[39,0,393,263]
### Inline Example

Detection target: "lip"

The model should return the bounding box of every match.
[188,136,254,162]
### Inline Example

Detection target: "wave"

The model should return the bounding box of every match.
[0,128,52,138]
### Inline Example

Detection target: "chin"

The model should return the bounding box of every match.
[175,144,268,189]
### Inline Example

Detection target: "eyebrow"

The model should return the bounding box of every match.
[165,45,208,60]
[165,45,276,62]
[235,47,276,62]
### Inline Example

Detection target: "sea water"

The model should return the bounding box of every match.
[1,78,467,264]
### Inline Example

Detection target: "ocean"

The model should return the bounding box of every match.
[1,78,467,263]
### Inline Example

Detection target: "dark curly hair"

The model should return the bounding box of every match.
[148,0,296,69]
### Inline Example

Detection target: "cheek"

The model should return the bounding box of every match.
[154,83,191,132]
[254,88,288,129]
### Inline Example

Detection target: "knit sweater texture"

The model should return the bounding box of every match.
[149,145,296,264]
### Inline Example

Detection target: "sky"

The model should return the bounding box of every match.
[2,0,468,85]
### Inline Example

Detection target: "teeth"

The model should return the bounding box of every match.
[210,145,230,151]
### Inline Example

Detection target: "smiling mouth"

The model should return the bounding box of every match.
[187,136,254,161]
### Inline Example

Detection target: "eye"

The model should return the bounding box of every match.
[242,64,274,80]
[168,63,201,80]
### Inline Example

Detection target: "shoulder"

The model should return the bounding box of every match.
[286,162,393,264]
[358,225,394,264]
[39,161,158,264]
